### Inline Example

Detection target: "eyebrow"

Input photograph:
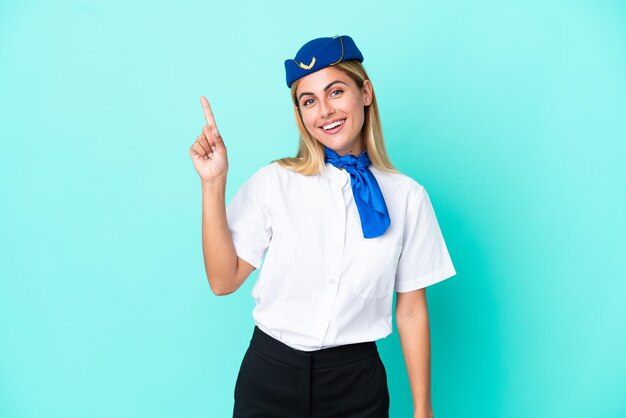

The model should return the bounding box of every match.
[298,80,348,102]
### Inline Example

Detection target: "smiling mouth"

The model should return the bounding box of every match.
[321,119,346,132]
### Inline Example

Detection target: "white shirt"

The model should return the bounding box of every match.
[226,161,456,351]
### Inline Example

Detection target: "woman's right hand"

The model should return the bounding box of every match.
[189,96,229,184]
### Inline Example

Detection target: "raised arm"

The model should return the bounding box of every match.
[189,96,256,295]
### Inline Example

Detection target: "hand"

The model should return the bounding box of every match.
[189,96,229,184]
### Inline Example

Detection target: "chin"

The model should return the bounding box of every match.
[308,132,356,153]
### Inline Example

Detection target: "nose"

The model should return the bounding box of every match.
[319,97,335,118]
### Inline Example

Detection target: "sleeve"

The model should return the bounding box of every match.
[225,166,273,270]
[394,185,457,292]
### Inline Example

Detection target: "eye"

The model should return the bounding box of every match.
[330,89,343,97]
[302,98,314,106]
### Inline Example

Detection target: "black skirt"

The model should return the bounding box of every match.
[233,325,390,418]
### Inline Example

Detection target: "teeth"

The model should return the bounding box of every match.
[323,119,345,130]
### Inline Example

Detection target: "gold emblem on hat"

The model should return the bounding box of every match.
[293,35,345,70]
[295,56,316,70]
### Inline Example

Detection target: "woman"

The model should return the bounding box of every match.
[189,35,456,418]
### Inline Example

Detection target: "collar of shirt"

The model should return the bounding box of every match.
[324,162,350,188]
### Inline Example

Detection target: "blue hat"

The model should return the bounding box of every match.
[284,35,364,88]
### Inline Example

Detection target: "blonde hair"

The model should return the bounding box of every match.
[271,60,399,176]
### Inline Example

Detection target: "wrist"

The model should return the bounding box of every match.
[414,404,434,418]
[201,176,226,189]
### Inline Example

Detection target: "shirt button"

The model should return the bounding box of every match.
[330,279,336,284]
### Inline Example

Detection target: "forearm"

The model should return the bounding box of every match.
[396,312,434,418]
[201,177,238,294]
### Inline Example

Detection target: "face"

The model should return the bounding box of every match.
[295,66,372,156]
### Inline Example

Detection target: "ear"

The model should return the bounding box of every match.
[362,79,373,106]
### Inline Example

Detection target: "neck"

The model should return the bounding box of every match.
[327,139,365,157]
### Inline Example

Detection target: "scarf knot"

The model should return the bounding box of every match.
[324,145,390,238]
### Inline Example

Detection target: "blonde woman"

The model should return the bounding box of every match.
[189,35,456,418]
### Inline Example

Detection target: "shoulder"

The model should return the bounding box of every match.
[244,161,282,183]
[370,166,426,199]
[240,162,296,194]
[257,161,293,177]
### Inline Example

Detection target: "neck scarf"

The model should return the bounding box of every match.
[324,145,390,238]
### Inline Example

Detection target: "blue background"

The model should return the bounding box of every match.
[1,0,625,417]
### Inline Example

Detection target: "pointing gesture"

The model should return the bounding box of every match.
[189,96,229,184]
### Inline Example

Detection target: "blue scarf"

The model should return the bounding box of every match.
[324,145,390,238]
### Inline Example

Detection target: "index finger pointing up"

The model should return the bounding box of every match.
[200,96,216,126]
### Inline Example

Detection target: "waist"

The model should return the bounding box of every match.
[248,325,379,371]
